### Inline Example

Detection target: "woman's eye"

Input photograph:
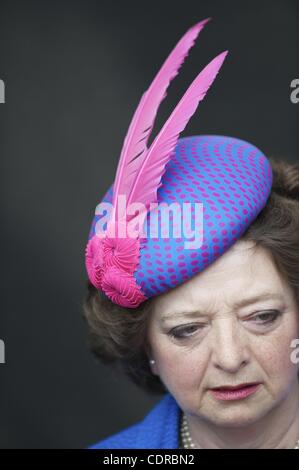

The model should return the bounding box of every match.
[168,324,204,340]
[167,311,282,340]
[249,310,282,325]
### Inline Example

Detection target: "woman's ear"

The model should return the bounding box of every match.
[144,342,159,376]
[148,358,159,376]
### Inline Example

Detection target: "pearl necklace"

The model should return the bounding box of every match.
[180,413,299,449]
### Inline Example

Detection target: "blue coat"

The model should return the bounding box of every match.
[88,393,181,449]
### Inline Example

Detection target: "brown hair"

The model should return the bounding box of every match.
[82,158,299,395]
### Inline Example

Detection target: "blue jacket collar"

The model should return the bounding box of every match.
[88,392,181,449]
[135,393,181,448]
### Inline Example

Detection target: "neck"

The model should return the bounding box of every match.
[185,378,299,449]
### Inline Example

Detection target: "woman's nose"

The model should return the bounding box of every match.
[211,318,250,373]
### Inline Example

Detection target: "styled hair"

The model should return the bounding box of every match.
[82,158,299,395]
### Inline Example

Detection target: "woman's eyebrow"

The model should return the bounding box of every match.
[233,292,285,309]
[160,310,208,323]
[160,292,285,323]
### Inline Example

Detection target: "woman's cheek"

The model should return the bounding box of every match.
[157,342,207,389]
[256,330,298,381]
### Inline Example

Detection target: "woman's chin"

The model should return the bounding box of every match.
[203,408,265,428]
[199,396,272,428]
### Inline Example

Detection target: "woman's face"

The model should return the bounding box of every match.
[147,240,299,427]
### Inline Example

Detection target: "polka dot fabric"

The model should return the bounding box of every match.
[87,134,273,302]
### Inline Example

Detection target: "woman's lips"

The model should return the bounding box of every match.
[209,383,261,401]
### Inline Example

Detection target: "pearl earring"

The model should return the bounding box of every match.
[149,359,155,365]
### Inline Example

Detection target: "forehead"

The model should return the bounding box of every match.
[152,241,286,315]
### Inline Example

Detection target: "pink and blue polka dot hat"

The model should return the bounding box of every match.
[85,18,273,308]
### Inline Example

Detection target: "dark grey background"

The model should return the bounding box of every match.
[0,0,298,449]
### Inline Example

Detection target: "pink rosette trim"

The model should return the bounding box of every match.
[101,266,148,308]
[85,220,146,307]
[101,235,141,273]
[85,235,104,288]
[102,218,142,272]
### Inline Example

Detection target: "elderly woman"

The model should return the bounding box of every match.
[83,19,299,449]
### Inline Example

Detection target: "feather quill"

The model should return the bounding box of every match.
[112,18,212,217]
[126,50,229,212]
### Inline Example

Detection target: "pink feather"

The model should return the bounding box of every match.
[126,50,229,212]
[112,17,212,217]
